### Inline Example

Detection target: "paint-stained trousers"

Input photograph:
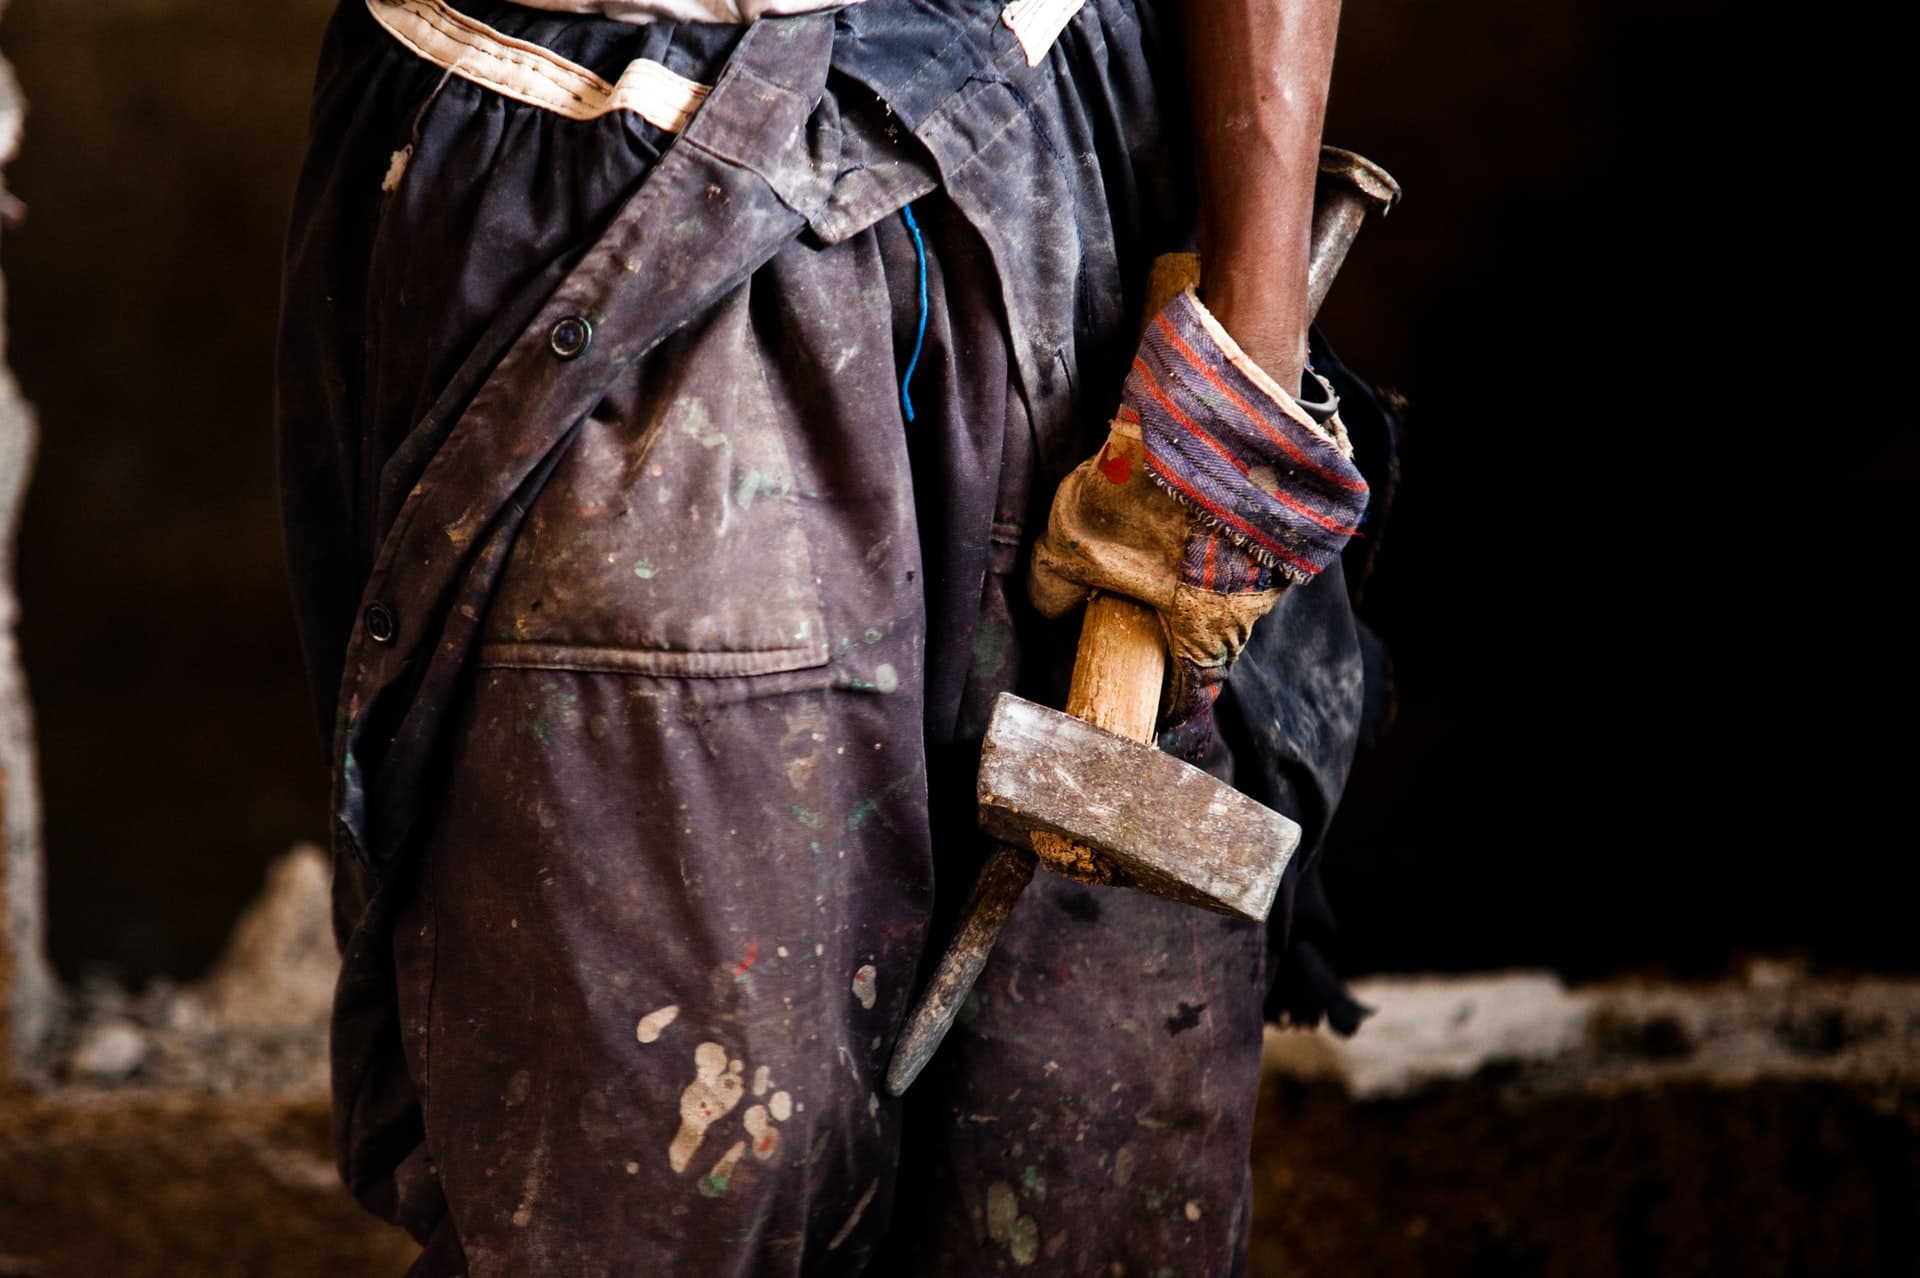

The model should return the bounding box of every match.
[278,1,1372,1273]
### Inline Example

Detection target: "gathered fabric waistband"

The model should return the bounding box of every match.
[363,0,1092,133]
[363,0,710,130]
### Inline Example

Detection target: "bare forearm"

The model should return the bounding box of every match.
[1183,0,1341,390]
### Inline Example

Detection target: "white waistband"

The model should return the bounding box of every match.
[365,0,1090,131]
[364,0,710,133]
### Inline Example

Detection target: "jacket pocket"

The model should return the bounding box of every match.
[478,292,831,678]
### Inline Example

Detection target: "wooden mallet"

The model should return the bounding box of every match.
[885,148,1400,1096]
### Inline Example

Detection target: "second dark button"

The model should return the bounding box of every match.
[549,315,592,359]
[365,601,398,645]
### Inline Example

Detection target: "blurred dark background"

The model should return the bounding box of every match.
[2,0,1912,985]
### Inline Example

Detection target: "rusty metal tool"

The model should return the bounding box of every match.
[884,148,1400,1097]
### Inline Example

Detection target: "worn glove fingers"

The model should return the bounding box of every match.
[1027,421,1188,620]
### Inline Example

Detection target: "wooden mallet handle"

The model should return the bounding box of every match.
[1061,253,1201,744]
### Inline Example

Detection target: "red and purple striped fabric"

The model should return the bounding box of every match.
[1124,288,1370,589]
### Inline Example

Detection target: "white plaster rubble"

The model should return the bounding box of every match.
[1265,971,1585,1098]
[1264,964,1920,1101]
[67,1018,148,1081]
[196,845,337,1035]
[54,846,338,1093]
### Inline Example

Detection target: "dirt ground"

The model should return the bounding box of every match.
[1246,1076,1919,1278]
[0,1089,416,1278]
[3,1072,1914,1277]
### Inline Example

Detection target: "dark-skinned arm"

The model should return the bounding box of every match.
[1183,0,1342,391]
[1026,0,1363,737]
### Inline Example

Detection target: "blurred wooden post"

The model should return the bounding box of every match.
[0,25,52,1082]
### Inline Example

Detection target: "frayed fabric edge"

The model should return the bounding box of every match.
[1139,456,1321,587]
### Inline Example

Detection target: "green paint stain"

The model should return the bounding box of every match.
[847,764,923,831]
[522,702,552,749]
[672,397,728,450]
[632,557,657,579]
[862,627,884,645]
[697,1173,730,1198]
[971,617,1011,678]
[791,805,825,831]
[1020,1165,1046,1199]
[735,469,791,508]
[809,841,822,856]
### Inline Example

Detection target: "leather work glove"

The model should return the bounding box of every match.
[1030,287,1370,741]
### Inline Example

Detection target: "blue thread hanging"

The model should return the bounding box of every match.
[899,204,929,423]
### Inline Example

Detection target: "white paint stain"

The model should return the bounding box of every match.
[1185,1199,1203,1221]
[769,1090,792,1122]
[743,1104,780,1161]
[752,1065,772,1097]
[381,146,413,193]
[852,964,879,1010]
[625,1161,640,1175]
[668,1042,744,1173]
[510,1144,549,1229]
[874,663,899,693]
[985,1180,1040,1265]
[636,1004,681,1044]
[986,1180,1018,1242]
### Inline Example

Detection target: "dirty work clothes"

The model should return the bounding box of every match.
[277,0,1373,1272]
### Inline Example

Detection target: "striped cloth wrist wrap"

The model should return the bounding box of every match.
[1125,288,1370,586]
